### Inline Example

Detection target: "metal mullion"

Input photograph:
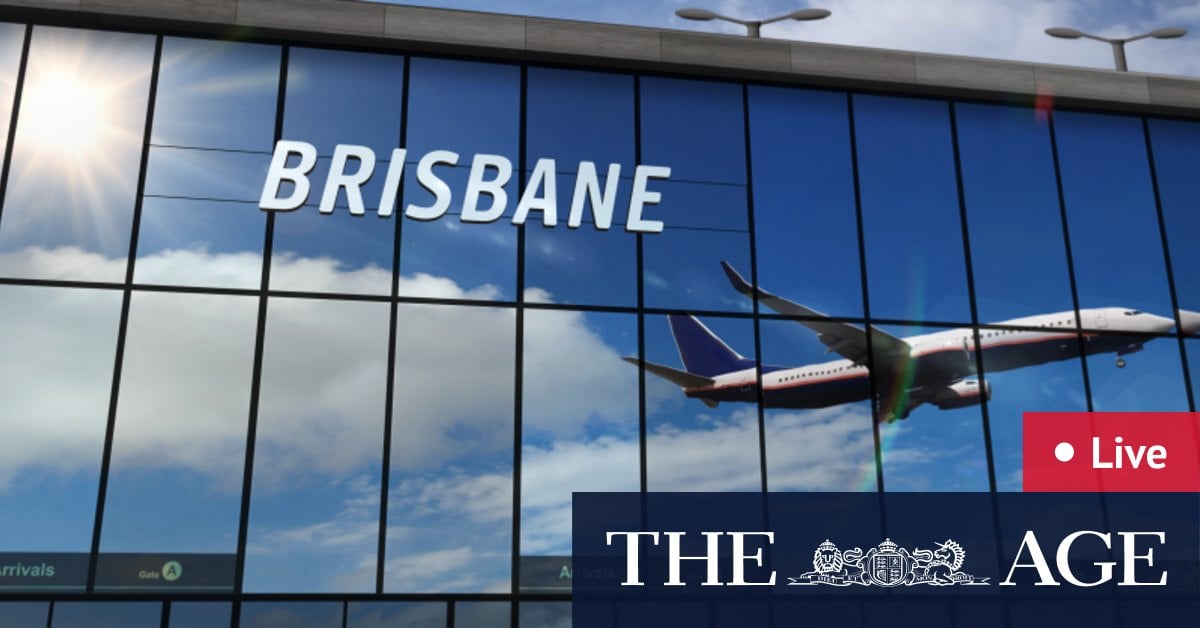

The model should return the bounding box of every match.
[634,74,648,494]
[1045,111,1095,411]
[510,63,528,625]
[844,93,885,494]
[1140,118,1196,412]
[0,22,30,230]
[376,52,411,596]
[948,101,1012,628]
[232,45,290,619]
[740,84,768,493]
[87,34,163,592]
[946,102,998,493]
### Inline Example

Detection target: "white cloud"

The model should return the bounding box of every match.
[383,546,484,591]
[0,246,640,491]
[0,281,122,490]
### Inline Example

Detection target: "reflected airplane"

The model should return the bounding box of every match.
[628,263,1200,423]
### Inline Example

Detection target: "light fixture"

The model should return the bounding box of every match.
[675,7,831,38]
[1044,26,1187,71]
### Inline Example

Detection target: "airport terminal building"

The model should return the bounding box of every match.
[0,0,1197,626]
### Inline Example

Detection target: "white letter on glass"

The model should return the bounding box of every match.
[260,140,318,211]
[320,144,377,215]
[461,153,512,223]
[405,150,459,221]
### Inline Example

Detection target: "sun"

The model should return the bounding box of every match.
[19,72,110,152]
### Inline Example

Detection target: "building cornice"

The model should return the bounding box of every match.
[1,0,1198,117]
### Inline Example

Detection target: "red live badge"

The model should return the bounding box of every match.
[1023,412,1200,492]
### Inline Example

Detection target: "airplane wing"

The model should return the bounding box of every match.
[720,262,912,366]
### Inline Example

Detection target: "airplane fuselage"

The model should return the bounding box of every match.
[686,307,1175,412]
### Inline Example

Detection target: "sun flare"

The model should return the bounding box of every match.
[20,72,110,152]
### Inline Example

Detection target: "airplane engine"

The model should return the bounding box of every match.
[932,379,991,410]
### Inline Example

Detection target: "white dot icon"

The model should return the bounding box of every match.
[1054,442,1075,462]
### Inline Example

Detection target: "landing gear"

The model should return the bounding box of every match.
[1116,357,1127,369]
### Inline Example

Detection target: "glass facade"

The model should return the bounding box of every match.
[0,17,1196,627]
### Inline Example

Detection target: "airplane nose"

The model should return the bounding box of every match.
[1178,310,1200,335]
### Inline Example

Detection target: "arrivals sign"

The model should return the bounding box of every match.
[259,141,673,233]
[0,553,235,592]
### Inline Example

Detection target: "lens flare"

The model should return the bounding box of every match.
[20,73,110,152]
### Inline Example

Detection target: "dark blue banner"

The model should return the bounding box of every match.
[572,493,1200,628]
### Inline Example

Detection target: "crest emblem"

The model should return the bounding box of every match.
[789,538,988,587]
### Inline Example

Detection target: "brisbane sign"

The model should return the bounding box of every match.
[259,140,673,233]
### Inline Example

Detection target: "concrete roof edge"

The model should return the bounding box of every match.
[0,0,1197,118]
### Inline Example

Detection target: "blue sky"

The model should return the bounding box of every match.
[375,0,1200,76]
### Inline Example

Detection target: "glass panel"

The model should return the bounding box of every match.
[145,32,277,276]
[170,602,231,628]
[749,86,862,319]
[524,204,636,307]
[520,311,638,560]
[979,329,1088,491]
[640,77,749,313]
[455,602,510,628]
[398,58,519,301]
[244,298,389,593]
[0,27,154,282]
[283,47,402,154]
[774,601,863,628]
[144,146,271,202]
[270,48,403,295]
[642,206,751,313]
[270,199,394,296]
[0,22,24,160]
[639,77,744,185]
[406,57,518,160]
[1054,111,1174,329]
[347,602,445,628]
[133,198,264,289]
[0,287,120,572]
[153,38,278,151]
[874,323,990,491]
[98,293,256,587]
[52,602,160,628]
[853,95,970,324]
[1009,602,1118,628]
[240,602,341,628]
[522,69,637,307]
[519,602,570,628]
[955,102,1073,321]
[0,602,48,628]
[1147,118,1200,314]
[758,319,875,491]
[386,304,514,593]
[397,165,518,301]
[863,602,951,628]
[526,67,634,170]
[644,314,760,490]
[1085,332,1189,411]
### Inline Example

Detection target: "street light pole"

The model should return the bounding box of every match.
[1110,40,1128,72]
[1044,26,1187,72]
[675,7,831,38]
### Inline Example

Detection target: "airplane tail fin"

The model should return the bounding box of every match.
[668,314,756,377]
